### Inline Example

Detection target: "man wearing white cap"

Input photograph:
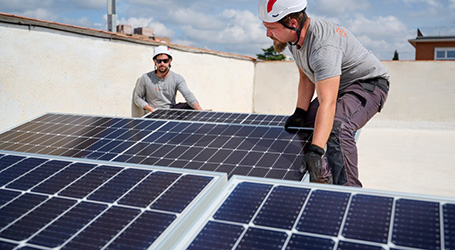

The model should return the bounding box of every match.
[258,0,390,187]
[132,45,205,116]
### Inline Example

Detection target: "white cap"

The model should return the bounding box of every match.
[152,45,172,60]
[258,0,307,23]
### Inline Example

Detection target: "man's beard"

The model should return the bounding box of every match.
[273,39,287,53]
[157,65,169,74]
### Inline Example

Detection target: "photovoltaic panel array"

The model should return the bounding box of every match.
[0,113,312,181]
[145,109,289,127]
[0,150,225,250]
[178,176,455,250]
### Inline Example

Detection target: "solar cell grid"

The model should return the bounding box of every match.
[0,151,223,250]
[181,177,455,250]
[146,109,288,127]
[0,113,311,181]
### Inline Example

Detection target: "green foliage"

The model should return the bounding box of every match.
[393,50,399,60]
[257,46,286,61]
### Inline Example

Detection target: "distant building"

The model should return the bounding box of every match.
[408,27,455,60]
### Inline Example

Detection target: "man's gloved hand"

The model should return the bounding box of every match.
[299,144,325,182]
[284,107,307,130]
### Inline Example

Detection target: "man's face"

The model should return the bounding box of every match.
[154,54,172,73]
[263,21,289,52]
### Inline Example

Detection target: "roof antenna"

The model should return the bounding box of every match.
[107,0,117,32]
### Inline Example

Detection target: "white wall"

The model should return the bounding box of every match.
[254,60,455,123]
[0,25,255,132]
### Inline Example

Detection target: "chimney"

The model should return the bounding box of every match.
[107,0,117,32]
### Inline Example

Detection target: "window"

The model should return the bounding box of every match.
[435,48,455,60]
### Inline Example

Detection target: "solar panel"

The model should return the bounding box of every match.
[145,108,289,126]
[0,150,226,250]
[176,175,455,250]
[0,113,312,181]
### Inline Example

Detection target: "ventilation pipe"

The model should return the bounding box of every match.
[107,0,116,32]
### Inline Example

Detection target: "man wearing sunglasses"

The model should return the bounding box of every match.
[132,45,205,116]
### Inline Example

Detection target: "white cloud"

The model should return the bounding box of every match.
[170,8,224,29]
[20,8,59,21]
[176,9,270,55]
[346,14,414,60]
[62,16,94,28]
[117,17,175,37]
[450,0,455,9]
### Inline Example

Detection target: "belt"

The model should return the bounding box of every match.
[358,77,389,93]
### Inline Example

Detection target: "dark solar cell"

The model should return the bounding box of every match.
[32,163,96,194]
[6,160,71,190]
[337,241,386,250]
[61,206,140,249]
[213,182,272,224]
[58,165,121,198]
[0,240,17,249]
[342,194,393,243]
[253,186,310,230]
[0,155,27,171]
[296,190,351,236]
[187,221,244,250]
[236,227,288,249]
[444,203,455,249]
[0,193,47,228]
[150,175,213,213]
[118,171,180,208]
[285,234,335,250]
[0,157,47,186]
[0,189,21,206]
[392,199,441,249]
[0,197,75,241]
[28,201,107,248]
[106,211,176,249]
[87,168,150,203]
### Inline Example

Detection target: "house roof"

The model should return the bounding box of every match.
[0,12,256,62]
[408,28,455,48]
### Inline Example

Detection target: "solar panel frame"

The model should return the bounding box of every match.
[144,108,289,127]
[175,175,455,250]
[0,150,227,250]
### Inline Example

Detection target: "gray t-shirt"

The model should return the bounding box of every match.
[289,18,389,90]
[133,71,198,110]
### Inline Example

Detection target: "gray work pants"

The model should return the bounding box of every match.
[305,80,388,187]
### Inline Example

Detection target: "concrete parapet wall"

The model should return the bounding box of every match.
[0,24,254,131]
[254,60,455,124]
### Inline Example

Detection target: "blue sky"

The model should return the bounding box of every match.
[1,0,454,60]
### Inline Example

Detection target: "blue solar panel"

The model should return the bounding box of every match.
[0,151,223,249]
[181,176,455,250]
[145,109,288,127]
[392,199,441,249]
[342,194,393,243]
[0,113,311,181]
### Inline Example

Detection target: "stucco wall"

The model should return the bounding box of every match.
[254,60,455,124]
[0,24,255,132]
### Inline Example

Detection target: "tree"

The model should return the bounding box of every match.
[393,50,399,60]
[257,46,286,61]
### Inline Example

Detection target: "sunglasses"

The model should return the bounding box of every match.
[155,59,170,64]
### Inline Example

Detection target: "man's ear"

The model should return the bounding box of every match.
[289,18,299,29]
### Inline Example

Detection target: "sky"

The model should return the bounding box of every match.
[1,0,455,60]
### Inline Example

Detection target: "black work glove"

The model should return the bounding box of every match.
[299,144,325,182]
[285,107,307,130]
